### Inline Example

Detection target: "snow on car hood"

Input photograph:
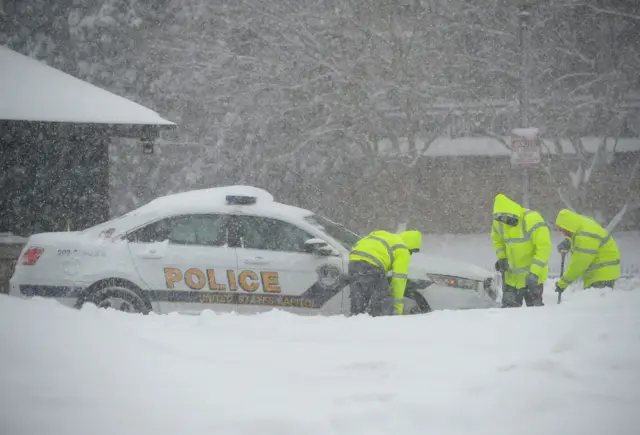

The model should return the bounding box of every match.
[408,253,492,281]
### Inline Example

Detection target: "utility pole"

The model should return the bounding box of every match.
[518,3,531,208]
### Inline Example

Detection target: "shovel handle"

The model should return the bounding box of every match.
[558,252,566,304]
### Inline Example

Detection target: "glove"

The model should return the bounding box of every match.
[525,272,539,289]
[554,285,564,294]
[557,238,571,254]
[495,258,509,272]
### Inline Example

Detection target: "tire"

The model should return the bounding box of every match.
[76,280,151,314]
[403,291,432,314]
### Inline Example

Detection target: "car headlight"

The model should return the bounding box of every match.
[427,274,477,290]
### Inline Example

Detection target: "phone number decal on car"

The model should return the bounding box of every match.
[196,293,315,309]
[57,249,105,257]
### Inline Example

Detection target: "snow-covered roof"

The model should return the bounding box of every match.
[0,45,175,125]
[379,136,640,158]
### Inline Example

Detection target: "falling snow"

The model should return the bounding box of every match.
[1,2,639,434]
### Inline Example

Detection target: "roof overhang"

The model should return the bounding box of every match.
[0,45,176,127]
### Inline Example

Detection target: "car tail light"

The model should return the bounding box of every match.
[22,247,44,265]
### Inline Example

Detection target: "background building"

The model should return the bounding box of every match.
[0,45,175,292]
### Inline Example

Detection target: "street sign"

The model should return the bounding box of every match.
[510,127,541,168]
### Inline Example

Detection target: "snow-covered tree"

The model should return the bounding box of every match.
[4,0,639,232]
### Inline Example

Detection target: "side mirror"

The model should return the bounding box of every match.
[304,238,339,256]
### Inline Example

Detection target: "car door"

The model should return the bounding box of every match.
[229,214,347,315]
[125,213,239,314]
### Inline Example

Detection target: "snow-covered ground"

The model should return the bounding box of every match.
[2,278,640,435]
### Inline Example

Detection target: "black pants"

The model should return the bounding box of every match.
[502,284,544,308]
[348,260,394,316]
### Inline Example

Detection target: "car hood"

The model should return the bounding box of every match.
[408,253,493,281]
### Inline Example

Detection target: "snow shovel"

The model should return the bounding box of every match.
[557,252,566,304]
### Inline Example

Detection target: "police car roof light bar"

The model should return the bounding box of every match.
[226,195,257,205]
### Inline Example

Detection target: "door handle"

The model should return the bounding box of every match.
[244,257,270,265]
[139,249,163,259]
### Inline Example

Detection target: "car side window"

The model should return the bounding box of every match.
[170,217,198,244]
[127,214,227,246]
[126,219,171,243]
[230,215,314,253]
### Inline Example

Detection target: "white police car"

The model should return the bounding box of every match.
[9,186,499,316]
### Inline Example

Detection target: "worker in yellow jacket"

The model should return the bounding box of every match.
[348,229,422,316]
[491,193,552,308]
[554,209,621,293]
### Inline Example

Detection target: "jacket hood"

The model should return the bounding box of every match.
[492,194,523,219]
[400,230,422,251]
[555,209,583,234]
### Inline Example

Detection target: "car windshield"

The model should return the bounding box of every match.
[304,214,362,250]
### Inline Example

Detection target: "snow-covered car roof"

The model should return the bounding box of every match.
[83,185,315,236]
[129,185,297,215]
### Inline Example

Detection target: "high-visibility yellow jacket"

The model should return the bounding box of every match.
[349,230,422,314]
[491,194,552,289]
[555,209,621,289]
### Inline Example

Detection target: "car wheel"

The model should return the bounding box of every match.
[78,280,150,314]
[403,291,431,315]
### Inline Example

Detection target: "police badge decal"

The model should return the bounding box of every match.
[315,264,342,291]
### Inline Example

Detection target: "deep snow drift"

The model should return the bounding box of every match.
[1,280,640,435]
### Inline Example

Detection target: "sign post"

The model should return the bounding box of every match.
[510,127,541,208]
